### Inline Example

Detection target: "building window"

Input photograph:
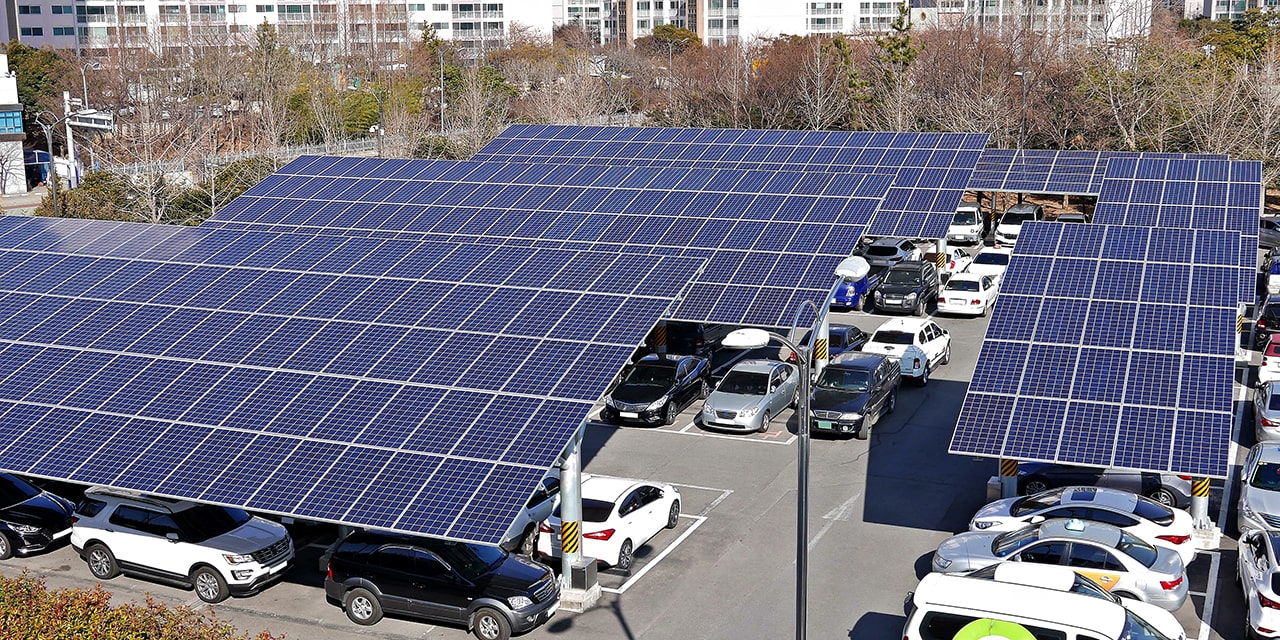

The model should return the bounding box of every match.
[53,26,74,35]
[408,3,425,9]
[638,18,649,27]
[17,5,40,14]
[19,26,43,35]
[255,4,273,9]
[52,5,71,13]
[0,112,20,135]
[432,21,448,29]
[432,2,447,9]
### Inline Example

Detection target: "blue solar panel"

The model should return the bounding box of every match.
[950,222,1239,478]
[0,216,705,544]
[204,158,894,327]
[969,149,1232,195]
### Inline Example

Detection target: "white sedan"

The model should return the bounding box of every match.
[936,273,998,317]
[943,248,972,275]
[1239,528,1280,639]
[537,475,680,572]
[965,245,1013,284]
[968,486,1196,566]
[1262,334,1280,385]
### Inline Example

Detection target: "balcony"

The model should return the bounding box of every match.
[451,10,502,18]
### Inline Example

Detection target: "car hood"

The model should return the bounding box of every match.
[706,392,766,412]
[0,492,73,528]
[969,498,1017,523]
[1244,485,1280,520]
[996,222,1023,234]
[949,223,981,233]
[879,282,922,295]
[610,384,671,405]
[475,554,555,598]
[934,531,999,566]
[203,518,289,553]
[811,388,869,414]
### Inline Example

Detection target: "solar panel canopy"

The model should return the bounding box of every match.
[0,216,703,544]
[969,150,1232,196]
[205,156,895,327]
[949,222,1239,478]
[470,124,991,239]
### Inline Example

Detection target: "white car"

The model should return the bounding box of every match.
[538,475,680,572]
[1239,528,1280,640]
[863,317,950,386]
[862,237,922,268]
[947,203,985,245]
[994,203,1044,245]
[965,245,1013,284]
[1262,334,1280,385]
[942,248,972,275]
[968,486,1196,566]
[936,272,998,317]
[500,471,560,556]
[1256,381,1280,442]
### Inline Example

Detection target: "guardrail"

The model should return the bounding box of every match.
[103,135,411,177]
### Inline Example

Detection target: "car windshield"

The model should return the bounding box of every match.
[1117,531,1159,568]
[553,497,614,523]
[1009,487,1066,516]
[718,370,769,395]
[1269,392,1280,411]
[884,270,921,286]
[973,252,1010,266]
[1002,210,1037,225]
[434,540,508,580]
[946,280,980,292]
[1250,462,1280,491]
[0,475,41,508]
[815,367,870,392]
[871,330,914,345]
[1123,610,1174,640]
[621,363,676,386]
[172,505,252,543]
[866,245,899,257]
[953,210,978,225]
[992,526,1039,557]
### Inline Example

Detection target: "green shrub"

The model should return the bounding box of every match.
[0,572,282,640]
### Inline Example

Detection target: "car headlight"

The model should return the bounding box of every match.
[1243,503,1258,520]
[971,520,997,530]
[905,292,918,302]
[223,553,254,564]
[874,291,883,300]
[646,396,670,412]
[508,595,533,609]
[840,412,861,421]
[932,554,952,570]
[702,405,714,415]
[605,397,619,409]
[739,406,759,418]
[7,523,40,534]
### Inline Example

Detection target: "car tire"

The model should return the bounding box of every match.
[86,543,119,579]
[913,300,924,317]
[886,390,897,415]
[980,302,989,318]
[0,533,13,560]
[472,607,512,640]
[855,297,865,312]
[662,402,678,425]
[916,365,929,387]
[616,538,635,572]
[1022,477,1051,495]
[698,379,710,399]
[666,500,681,529]
[519,526,538,557]
[941,346,950,365]
[345,587,383,625]
[759,411,772,433]
[1148,488,1177,508]
[192,566,230,603]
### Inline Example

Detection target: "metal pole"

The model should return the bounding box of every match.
[375,90,384,157]
[1014,71,1028,150]
[63,91,76,189]
[1190,476,1211,528]
[796,344,809,640]
[80,67,89,107]
[559,425,584,587]
[439,49,446,136]
[43,124,57,216]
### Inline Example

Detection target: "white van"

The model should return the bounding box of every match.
[905,572,1181,640]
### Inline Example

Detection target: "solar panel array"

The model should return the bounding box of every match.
[969,150,1233,196]
[204,156,895,327]
[470,124,991,239]
[949,222,1239,478]
[1094,157,1263,304]
[0,216,703,543]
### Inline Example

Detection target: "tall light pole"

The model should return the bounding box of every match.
[720,256,867,640]
[80,61,103,108]
[1013,71,1028,150]
[439,48,446,135]
[347,81,384,157]
[36,109,96,217]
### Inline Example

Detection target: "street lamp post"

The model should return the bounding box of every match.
[720,256,868,640]
[36,109,96,217]
[1013,71,1028,150]
[348,81,384,157]
[80,61,103,108]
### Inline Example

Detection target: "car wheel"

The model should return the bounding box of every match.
[941,346,950,365]
[666,500,681,529]
[192,566,229,603]
[886,390,897,415]
[699,379,710,399]
[472,607,512,640]
[759,411,772,433]
[616,539,635,572]
[916,365,929,387]
[662,402,678,425]
[345,587,383,626]
[913,300,924,317]
[86,544,119,579]
[0,534,13,560]
[519,526,538,557]
[1148,487,1177,508]
[855,297,865,312]
[980,302,989,318]
[1022,477,1051,495]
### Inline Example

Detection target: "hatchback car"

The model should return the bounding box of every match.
[326,530,559,640]
[932,518,1188,611]
[1240,443,1280,533]
[1239,528,1280,640]
[0,473,75,559]
[968,486,1196,565]
[699,359,799,432]
[538,475,680,572]
[1262,335,1280,385]
[601,354,711,426]
[936,273,998,317]
[874,260,940,316]
[863,317,951,386]
[70,487,293,603]
[810,352,901,440]
[1017,462,1192,509]
[1258,382,1280,443]
[965,245,1014,284]
[995,202,1044,245]
[863,237,922,268]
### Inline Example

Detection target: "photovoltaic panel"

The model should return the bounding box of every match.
[0,216,705,544]
[1094,157,1262,304]
[204,157,894,327]
[968,149,1232,196]
[950,222,1238,478]
[469,124,990,239]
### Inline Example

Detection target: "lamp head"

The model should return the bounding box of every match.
[834,256,870,282]
[721,328,771,350]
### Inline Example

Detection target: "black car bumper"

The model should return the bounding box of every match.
[12,527,70,556]
[811,416,863,436]
[600,406,664,425]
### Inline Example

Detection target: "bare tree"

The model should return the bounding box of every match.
[796,38,850,131]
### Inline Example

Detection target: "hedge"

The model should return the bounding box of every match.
[0,572,282,640]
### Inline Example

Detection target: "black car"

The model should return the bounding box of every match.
[781,324,869,364]
[0,473,75,558]
[325,530,559,640]
[1259,295,1280,348]
[601,353,711,425]
[810,353,901,439]
[873,260,940,316]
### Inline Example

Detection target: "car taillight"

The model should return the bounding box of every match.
[1159,575,1183,590]
[937,296,945,303]
[1177,475,1192,481]
[583,528,615,541]
[326,562,332,580]
[971,299,981,305]
[538,522,552,533]
[1266,417,1280,428]
[913,357,921,368]
[69,516,78,525]
[1157,534,1190,545]
[1262,592,1280,609]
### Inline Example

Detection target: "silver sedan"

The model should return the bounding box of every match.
[1257,381,1280,442]
[699,360,798,433]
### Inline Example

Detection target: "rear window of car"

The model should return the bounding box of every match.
[946,280,980,292]
[866,246,898,257]
[1131,496,1175,525]
[75,497,108,518]
[1116,531,1158,568]
[973,252,1010,266]
[871,330,914,345]
[553,498,613,523]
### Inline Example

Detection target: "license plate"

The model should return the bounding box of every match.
[620,411,639,418]
[547,601,559,618]
[816,420,833,430]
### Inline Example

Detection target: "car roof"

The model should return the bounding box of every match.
[829,352,885,368]
[987,562,1080,591]
[580,474,650,501]
[1036,518,1123,546]
[84,486,197,512]
[1268,334,1280,346]
[912,573,1125,634]
[1007,203,1043,213]
[869,236,909,247]
[889,260,928,270]
[636,353,685,366]
[1047,486,1140,512]
[956,202,981,211]
[729,359,787,374]
[872,317,932,333]
[946,272,985,283]
[1252,442,1280,463]
[977,246,1014,255]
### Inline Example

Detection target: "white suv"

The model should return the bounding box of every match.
[70,487,293,603]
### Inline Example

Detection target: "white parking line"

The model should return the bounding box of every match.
[601,514,707,595]
[808,491,862,551]
[1199,551,1220,640]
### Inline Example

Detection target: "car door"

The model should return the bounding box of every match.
[867,364,887,417]
[1065,542,1127,593]
[1242,532,1265,608]
[633,485,666,544]
[368,544,426,616]
[411,547,471,625]
[105,505,175,574]
[1099,468,1144,495]
[615,489,647,553]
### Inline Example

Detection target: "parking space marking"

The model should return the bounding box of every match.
[1199,550,1220,640]
[809,491,862,551]
[601,514,707,595]
[654,426,798,446]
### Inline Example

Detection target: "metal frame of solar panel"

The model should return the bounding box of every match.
[469,124,990,239]
[204,156,895,327]
[1094,157,1263,305]
[949,221,1239,478]
[0,216,704,544]
[968,150,1233,196]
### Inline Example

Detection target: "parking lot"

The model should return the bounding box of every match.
[0,244,1255,640]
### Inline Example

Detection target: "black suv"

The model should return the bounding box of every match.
[873,261,940,316]
[810,353,901,439]
[601,353,711,425]
[325,530,559,640]
[0,473,74,558]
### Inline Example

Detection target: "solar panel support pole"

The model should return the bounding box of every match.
[999,458,1018,498]
[558,422,599,608]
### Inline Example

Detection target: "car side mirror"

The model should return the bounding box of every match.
[165,532,180,543]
